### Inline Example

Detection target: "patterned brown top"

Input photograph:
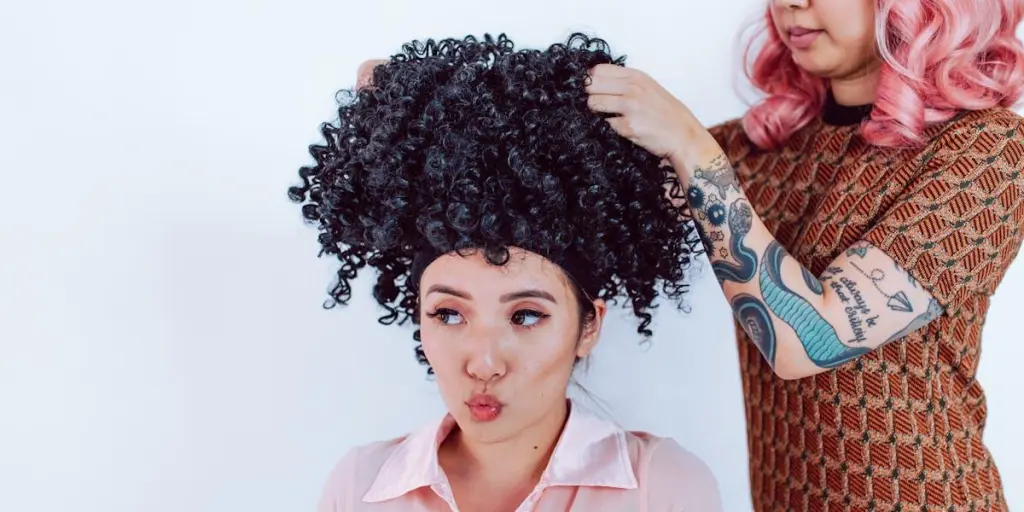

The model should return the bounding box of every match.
[711,99,1024,512]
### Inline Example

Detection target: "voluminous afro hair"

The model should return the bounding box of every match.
[289,33,703,372]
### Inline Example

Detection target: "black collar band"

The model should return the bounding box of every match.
[822,90,873,126]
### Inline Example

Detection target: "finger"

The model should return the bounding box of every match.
[589,63,634,79]
[356,59,388,90]
[584,74,632,95]
[587,94,629,114]
[606,116,635,139]
[663,180,686,209]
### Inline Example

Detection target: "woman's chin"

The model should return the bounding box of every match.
[790,53,831,77]
[453,416,517,445]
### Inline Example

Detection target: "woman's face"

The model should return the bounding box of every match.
[770,0,880,80]
[418,248,604,444]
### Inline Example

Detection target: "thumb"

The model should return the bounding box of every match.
[356,59,388,90]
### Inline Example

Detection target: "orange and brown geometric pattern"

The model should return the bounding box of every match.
[710,107,1024,512]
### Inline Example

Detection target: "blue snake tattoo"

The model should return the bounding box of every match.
[732,294,777,365]
[709,199,776,365]
[699,194,865,369]
[801,267,824,295]
[712,200,758,284]
[760,241,871,368]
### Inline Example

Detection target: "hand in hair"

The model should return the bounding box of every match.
[587,63,946,380]
[585,64,717,170]
[292,33,703,374]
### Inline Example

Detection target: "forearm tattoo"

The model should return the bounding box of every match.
[710,199,757,284]
[692,155,741,198]
[689,158,778,364]
[759,242,871,367]
[732,293,777,364]
[688,157,873,369]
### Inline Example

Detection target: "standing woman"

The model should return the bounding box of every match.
[586,0,1024,510]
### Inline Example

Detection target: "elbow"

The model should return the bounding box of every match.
[771,361,806,381]
[769,346,821,381]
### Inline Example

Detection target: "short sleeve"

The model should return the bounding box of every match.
[862,112,1024,312]
[643,438,723,512]
[317,447,359,512]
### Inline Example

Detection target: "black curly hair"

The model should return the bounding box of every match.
[289,32,703,374]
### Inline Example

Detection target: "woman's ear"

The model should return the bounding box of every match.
[576,299,607,359]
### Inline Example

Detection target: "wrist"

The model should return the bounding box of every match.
[668,128,723,175]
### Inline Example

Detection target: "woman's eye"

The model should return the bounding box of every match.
[511,309,548,327]
[428,308,463,325]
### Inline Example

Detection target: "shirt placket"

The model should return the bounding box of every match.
[513,482,547,512]
[431,479,459,511]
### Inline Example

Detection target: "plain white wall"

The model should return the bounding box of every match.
[1,0,1021,511]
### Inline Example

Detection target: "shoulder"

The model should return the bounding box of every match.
[915,107,1024,185]
[625,432,723,512]
[316,437,405,512]
[950,106,1022,130]
[931,107,1024,152]
[862,107,1024,308]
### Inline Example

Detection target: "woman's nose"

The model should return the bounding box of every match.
[465,330,508,383]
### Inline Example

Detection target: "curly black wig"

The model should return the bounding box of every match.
[289,33,702,373]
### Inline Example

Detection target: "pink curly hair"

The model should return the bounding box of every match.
[741,0,1024,149]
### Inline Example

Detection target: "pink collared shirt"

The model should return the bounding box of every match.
[317,400,722,511]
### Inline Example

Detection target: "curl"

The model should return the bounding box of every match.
[740,15,826,149]
[741,0,1024,149]
[290,33,703,374]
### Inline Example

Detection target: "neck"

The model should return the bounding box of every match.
[441,399,570,487]
[829,61,882,106]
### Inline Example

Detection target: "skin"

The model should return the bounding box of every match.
[349,3,928,377]
[772,0,882,104]
[418,248,605,512]
[583,0,943,380]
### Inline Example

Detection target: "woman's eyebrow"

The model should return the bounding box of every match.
[500,289,557,304]
[425,284,471,299]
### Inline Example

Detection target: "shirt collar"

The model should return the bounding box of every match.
[362,398,638,503]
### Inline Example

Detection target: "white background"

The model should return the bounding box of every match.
[1,1,1021,511]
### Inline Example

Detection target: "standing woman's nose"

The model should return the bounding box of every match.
[775,0,809,8]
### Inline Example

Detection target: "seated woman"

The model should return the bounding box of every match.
[289,33,722,512]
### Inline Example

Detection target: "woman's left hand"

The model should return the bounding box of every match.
[585,64,711,166]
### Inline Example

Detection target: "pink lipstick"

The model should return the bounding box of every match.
[466,394,503,422]
[788,27,823,50]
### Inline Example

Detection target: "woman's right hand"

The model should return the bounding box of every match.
[356,59,388,90]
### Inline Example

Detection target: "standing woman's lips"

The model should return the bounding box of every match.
[788,26,823,50]
[466,394,503,422]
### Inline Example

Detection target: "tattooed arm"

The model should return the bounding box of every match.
[674,140,942,380]
[582,63,944,378]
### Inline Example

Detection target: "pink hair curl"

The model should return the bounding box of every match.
[740,0,1024,149]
